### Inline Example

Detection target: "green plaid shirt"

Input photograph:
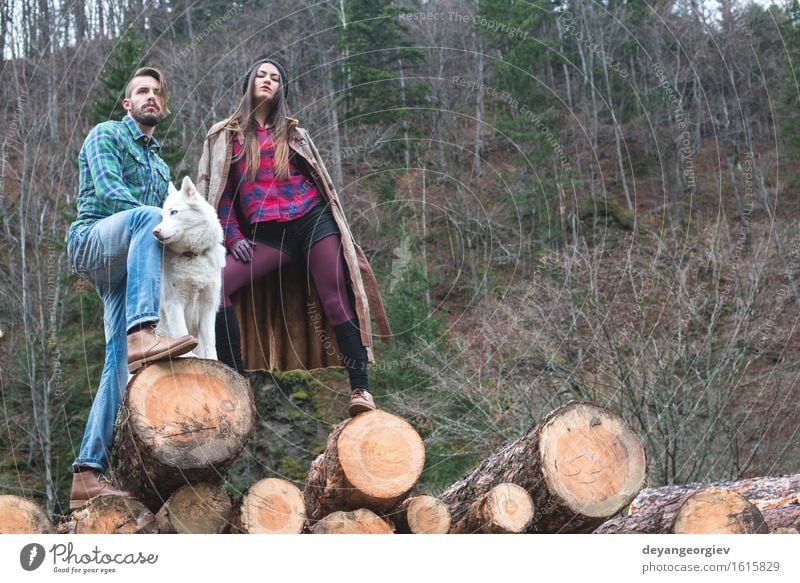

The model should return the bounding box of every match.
[68,115,171,239]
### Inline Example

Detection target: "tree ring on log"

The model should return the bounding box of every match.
[337,409,425,500]
[673,490,769,534]
[240,478,306,534]
[539,403,646,518]
[127,360,253,469]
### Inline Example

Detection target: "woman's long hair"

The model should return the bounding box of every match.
[225,65,291,182]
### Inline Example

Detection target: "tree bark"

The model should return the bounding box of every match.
[439,401,646,533]
[303,409,425,521]
[114,358,255,510]
[0,495,54,533]
[231,478,306,534]
[155,483,232,534]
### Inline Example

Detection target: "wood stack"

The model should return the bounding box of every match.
[26,371,792,535]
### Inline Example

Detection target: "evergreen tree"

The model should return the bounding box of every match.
[86,23,146,125]
[337,0,429,162]
[779,1,800,167]
[86,22,185,170]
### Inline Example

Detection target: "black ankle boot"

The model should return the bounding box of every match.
[332,318,369,390]
[215,306,244,373]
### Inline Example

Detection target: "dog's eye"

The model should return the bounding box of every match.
[170,210,178,216]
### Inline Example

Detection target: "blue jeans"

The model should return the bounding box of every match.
[67,206,163,472]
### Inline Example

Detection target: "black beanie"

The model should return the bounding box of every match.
[242,58,289,98]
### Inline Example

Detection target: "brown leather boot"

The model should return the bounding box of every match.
[69,469,134,509]
[127,324,198,373]
[348,388,376,417]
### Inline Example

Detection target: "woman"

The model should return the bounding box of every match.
[196,58,391,417]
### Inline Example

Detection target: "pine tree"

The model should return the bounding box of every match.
[339,0,426,120]
[86,23,146,125]
[85,22,185,171]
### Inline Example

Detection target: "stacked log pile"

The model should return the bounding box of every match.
[4,357,796,537]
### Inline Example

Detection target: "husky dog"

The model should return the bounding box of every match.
[153,176,226,359]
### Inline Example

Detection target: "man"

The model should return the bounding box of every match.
[66,67,197,508]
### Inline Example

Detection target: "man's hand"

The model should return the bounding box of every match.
[230,239,256,263]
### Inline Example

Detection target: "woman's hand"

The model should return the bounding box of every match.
[229,239,256,263]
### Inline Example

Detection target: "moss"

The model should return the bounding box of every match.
[277,457,308,483]
[290,390,310,401]
[272,369,312,386]
[579,197,635,231]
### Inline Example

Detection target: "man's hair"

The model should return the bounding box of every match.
[124,67,170,115]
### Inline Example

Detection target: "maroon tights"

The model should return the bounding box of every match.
[220,234,356,326]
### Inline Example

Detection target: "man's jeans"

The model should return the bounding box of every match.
[67,206,163,472]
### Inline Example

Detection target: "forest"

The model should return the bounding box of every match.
[0,0,799,518]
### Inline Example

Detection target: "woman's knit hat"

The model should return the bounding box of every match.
[242,58,289,98]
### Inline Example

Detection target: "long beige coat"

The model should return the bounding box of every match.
[196,117,391,371]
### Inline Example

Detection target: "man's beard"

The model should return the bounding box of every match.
[132,105,164,127]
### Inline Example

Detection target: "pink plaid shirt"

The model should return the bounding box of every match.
[218,126,322,247]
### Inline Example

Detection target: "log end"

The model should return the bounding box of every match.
[239,478,306,534]
[673,489,769,534]
[311,509,395,534]
[481,483,534,534]
[400,495,452,534]
[0,495,54,534]
[539,402,646,518]
[337,410,425,506]
[125,358,255,470]
[155,483,232,533]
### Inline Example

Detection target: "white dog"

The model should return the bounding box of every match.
[153,176,226,359]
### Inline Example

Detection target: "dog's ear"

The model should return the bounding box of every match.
[168,181,179,196]
[181,176,197,197]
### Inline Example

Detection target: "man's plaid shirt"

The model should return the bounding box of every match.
[68,115,171,239]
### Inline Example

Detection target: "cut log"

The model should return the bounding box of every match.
[155,483,232,533]
[629,474,800,514]
[595,489,772,534]
[311,509,395,534]
[597,476,800,534]
[114,358,255,509]
[303,409,425,521]
[58,497,156,534]
[440,401,646,533]
[0,496,54,533]
[673,490,768,533]
[449,483,534,534]
[231,478,306,534]
[391,495,452,534]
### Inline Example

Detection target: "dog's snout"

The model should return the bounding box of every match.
[153,227,162,240]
